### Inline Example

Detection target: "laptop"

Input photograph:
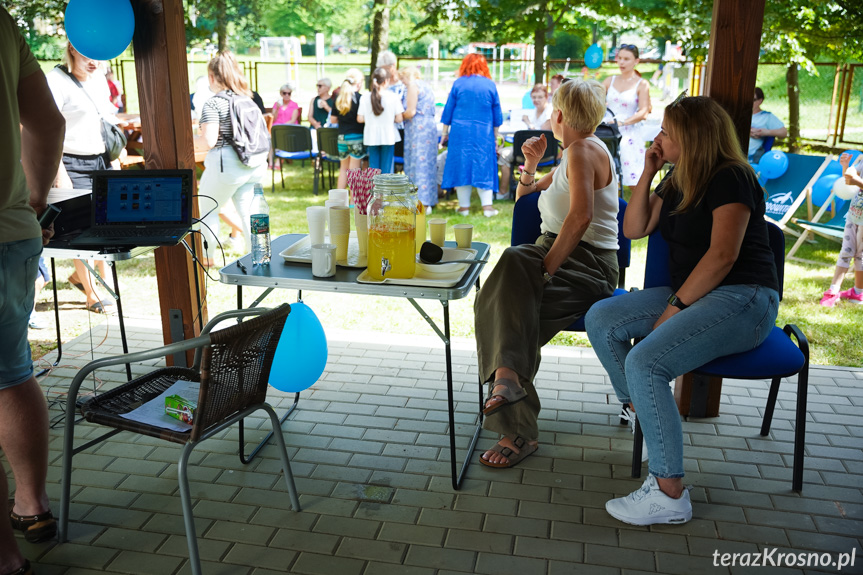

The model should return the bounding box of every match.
[70,169,194,248]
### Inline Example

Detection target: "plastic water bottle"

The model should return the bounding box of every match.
[249,184,271,266]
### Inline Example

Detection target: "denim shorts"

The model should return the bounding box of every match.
[337,133,366,160]
[0,237,43,389]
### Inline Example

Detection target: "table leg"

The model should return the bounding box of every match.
[36,258,64,378]
[110,262,133,380]
[407,298,482,490]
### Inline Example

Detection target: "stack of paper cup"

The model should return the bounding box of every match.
[328,189,350,207]
[328,205,351,261]
[306,206,328,245]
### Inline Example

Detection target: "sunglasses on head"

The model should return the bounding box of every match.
[669,89,688,108]
[316,84,324,88]
[620,44,638,51]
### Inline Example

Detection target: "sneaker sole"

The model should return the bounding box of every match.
[605,503,692,526]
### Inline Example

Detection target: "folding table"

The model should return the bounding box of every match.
[220,233,490,489]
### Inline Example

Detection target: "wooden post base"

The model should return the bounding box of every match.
[674,373,723,418]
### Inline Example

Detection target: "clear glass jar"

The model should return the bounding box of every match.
[367,173,417,280]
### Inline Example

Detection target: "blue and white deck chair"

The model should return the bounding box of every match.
[763,153,831,232]
[787,190,851,263]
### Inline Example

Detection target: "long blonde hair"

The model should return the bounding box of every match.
[664,96,757,213]
[207,51,252,98]
[336,68,364,115]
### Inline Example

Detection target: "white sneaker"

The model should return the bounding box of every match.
[483,208,499,218]
[494,192,510,201]
[606,475,692,526]
[622,407,648,462]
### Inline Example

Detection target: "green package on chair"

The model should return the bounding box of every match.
[165,394,197,425]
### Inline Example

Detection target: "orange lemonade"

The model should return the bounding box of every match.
[368,224,416,280]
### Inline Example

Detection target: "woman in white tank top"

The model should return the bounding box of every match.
[474,79,620,469]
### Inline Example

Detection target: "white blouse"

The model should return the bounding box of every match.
[537,135,619,250]
[358,91,404,146]
[47,67,120,156]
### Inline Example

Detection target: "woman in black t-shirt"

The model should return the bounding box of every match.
[330,68,367,188]
[585,96,780,526]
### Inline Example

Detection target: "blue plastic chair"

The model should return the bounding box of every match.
[632,222,810,492]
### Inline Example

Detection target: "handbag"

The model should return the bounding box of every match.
[57,65,128,161]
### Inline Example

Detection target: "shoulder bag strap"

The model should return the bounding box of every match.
[56,64,109,122]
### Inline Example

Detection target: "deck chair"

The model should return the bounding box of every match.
[315,127,339,195]
[787,191,850,263]
[272,125,314,192]
[763,153,831,232]
[631,223,810,492]
[59,305,300,575]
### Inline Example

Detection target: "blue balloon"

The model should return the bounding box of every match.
[811,174,843,207]
[759,150,789,180]
[822,161,843,178]
[270,302,328,393]
[65,0,135,62]
[584,44,603,70]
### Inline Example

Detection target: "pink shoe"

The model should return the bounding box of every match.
[839,287,863,304]
[820,291,840,307]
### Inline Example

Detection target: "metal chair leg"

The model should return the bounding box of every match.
[631,418,644,478]
[178,442,202,575]
[262,404,301,511]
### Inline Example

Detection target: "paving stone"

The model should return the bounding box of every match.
[106,550,184,574]
[475,552,548,575]
[94,527,166,552]
[158,533,232,559]
[378,522,446,546]
[292,552,365,575]
[418,508,484,530]
[404,544,476,571]
[223,543,297,570]
[583,543,655,570]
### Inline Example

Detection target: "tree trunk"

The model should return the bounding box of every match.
[215,0,227,52]
[534,27,546,86]
[786,63,799,152]
[370,0,390,85]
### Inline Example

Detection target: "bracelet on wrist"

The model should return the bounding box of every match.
[522,169,535,177]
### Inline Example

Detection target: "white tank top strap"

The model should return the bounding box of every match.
[585,135,618,188]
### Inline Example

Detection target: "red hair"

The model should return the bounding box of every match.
[457,54,492,79]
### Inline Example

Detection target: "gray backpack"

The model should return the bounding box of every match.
[215,90,270,165]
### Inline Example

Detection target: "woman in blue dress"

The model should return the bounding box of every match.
[441,54,503,217]
[399,67,439,213]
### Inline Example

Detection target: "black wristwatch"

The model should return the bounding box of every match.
[541,262,553,284]
[667,293,689,310]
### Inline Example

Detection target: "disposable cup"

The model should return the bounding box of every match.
[428,218,447,247]
[328,205,351,234]
[328,188,350,207]
[453,224,473,249]
[324,199,343,211]
[306,206,328,245]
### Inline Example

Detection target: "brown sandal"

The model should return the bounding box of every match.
[482,378,528,416]
[479,436,538,468]
[2,560,33,575]
[9,499,57,543]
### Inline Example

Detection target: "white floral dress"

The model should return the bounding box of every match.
[607,76,646,186]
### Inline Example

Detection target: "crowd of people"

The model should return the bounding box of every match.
[10,15,860,559]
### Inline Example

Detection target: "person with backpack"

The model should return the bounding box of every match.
[198,51,270,265]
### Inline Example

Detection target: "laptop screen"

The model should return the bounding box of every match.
[90,170,193,228]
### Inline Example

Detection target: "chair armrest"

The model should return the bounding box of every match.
[783,324,809,358]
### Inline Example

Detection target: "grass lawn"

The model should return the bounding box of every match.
[30,158,862,369]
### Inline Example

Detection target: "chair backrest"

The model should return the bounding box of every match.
[271,124,312,153]
[511,130,558,167]
[191,304,291,442]
[317,127,339,157]
[643,221,785,299]
[762,136,775,152]
[510,192,631,276]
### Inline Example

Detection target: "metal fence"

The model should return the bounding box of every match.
[68,55,863,151]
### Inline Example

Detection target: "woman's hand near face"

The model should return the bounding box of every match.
[521,134,547,169]
[644,140,665,174]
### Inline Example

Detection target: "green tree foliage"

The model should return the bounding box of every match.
[1,0,67,58]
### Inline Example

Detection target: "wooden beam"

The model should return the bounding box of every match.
[132,0,207,364]
[703,0,766,150]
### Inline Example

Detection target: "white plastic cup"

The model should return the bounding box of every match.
[306,206,328,245]
[428,218,447,247]
[453,224,473,249]
[311,243,336,277]
[328,188,350,207]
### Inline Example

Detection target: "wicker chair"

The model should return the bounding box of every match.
[58,304,300,575]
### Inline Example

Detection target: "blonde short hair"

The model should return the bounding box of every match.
[398,66,421,83]
[551,78,606,133]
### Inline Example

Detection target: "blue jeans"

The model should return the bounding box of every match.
[367,145,395,174]
[585,284,779,478]
[0,237,43,389]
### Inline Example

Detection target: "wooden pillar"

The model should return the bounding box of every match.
[132,0,206,364]
[703,0,766,150]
